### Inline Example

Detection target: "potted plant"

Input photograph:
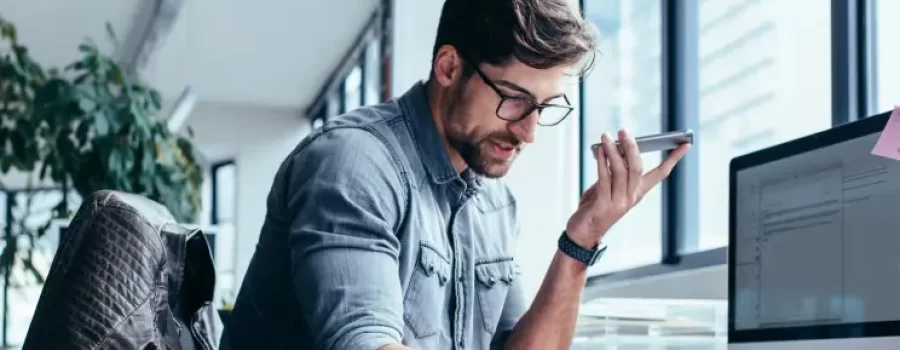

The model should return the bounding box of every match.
[0,16,204,346]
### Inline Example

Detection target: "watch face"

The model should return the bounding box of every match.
[559,232,607,266]
[589,245,607,265]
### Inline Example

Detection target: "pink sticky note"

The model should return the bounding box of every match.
[872,106,900,160]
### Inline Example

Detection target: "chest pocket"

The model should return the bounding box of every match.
[475,258,517,335]
[404,242,451,339]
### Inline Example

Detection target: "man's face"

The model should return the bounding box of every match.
[441,57,572,178]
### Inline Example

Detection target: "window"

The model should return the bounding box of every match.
[364,39,383,105]
[305,7,391,123]
[580,0,888,329]
[691,0,833,252]
[211,161,238,303]
[311,117,325,130]
[310,101,328,130]
[0,189,81,346]
[581,0,839,272]
[343,65,363,112]
[582,0,664,274]
[874,0,899,112]
[327,90,341,119]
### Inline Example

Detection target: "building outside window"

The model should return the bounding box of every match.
[582,0,665,274]
[874,0,898,112]
[692,0,832,253]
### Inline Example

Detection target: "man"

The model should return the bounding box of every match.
[221,0,690,348]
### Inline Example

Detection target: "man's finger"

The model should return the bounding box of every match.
[618,129,643,201]
[642,143,691,192]
[602,133,627,202]
[594,134,612,200]
[580,183,598,206]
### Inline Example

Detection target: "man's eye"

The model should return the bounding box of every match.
[503,93,530,100]
[545,96,568,105]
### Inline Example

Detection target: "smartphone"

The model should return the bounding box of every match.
[591,129,694,157]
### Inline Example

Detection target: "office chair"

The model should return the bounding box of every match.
[22,190,218,350]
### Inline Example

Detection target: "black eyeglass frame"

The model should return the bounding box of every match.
[464,58,575,127]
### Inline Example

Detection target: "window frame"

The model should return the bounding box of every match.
[304,0,392,124]
[209,159,237,298]
[210,160,236,227]
[580,0,880,285]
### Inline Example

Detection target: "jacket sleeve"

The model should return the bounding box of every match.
[285,127,408,350]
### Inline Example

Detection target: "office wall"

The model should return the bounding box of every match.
[391,0,582,298]
[187,101,310,289]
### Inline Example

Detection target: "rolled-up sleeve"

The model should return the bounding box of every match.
[285,127,408,350]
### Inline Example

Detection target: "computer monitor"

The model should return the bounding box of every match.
[728,110,900,350]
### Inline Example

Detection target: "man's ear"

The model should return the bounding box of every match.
[432,45,463,88]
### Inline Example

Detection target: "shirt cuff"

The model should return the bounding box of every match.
[336,329,403,350]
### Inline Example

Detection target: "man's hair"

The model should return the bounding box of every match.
[431,0,597,76]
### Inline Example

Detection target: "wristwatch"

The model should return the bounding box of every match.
[558,231,607,267]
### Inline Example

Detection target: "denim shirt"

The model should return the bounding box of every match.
[222,81,527,350]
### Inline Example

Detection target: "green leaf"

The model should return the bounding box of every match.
[77,42,93,54]
[38,160,49,180]
[54,198,68,219]
[36,219,54,238]
[93,111,109,135]
[0,242,16,276]
[123,147,135,171]
[75,120,91,144]
[9,129,24,155]
[130,103,146,126]
[148,89,162,110]
[20,256,45,285]
[1,21,17,40]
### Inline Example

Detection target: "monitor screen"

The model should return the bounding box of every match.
[732,131,900,334]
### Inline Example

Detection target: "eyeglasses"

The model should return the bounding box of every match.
[465,59,574,127]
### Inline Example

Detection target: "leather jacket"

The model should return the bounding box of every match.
[22,190,218,350]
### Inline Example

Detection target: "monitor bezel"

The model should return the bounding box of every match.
[728,110,897,343]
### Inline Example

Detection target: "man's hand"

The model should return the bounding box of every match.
[504,130,689,350]
[378,345,415,350]
[566,129,691,248]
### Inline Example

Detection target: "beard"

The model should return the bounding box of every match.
[442,85,521,178]
[446,130,519,178]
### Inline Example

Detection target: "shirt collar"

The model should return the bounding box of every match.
[399,80,461,185]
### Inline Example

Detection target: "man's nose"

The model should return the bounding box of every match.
[509,109,539,144]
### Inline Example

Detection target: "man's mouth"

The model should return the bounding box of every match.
[495,142,515,150]
[491,140,518,159]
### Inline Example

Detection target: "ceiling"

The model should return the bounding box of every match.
[1,0,380,111]
[0,0,381,187]
[0,0,137,68]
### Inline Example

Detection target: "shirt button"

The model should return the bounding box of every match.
[458,275,465,282]
[459,340,465,348]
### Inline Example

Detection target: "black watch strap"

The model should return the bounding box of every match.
[558,231,607,267]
